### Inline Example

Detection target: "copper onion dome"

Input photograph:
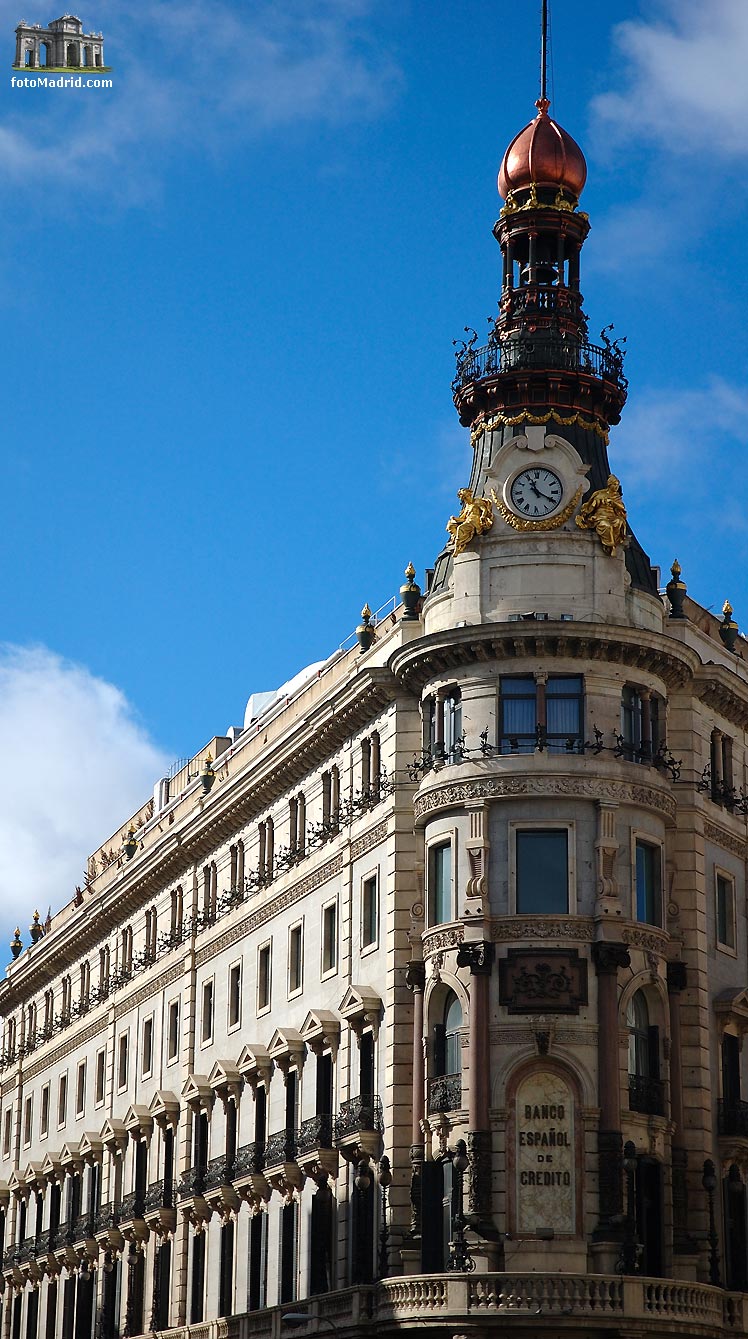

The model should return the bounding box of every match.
[498,97,587,200]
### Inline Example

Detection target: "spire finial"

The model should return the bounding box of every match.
[540,0,548,104]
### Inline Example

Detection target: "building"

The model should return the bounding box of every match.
[2,39,748,1339]
[13,17,105,72]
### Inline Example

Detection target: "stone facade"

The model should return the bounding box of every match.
[13,16,105,71]
[1,49,748,1339]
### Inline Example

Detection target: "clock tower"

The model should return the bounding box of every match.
[425,67,661,637]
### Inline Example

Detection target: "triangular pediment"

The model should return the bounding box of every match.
[7,1169,25,1192]
[268,1028,304,1057]
[181,1073,213,1110]
[78,1133,103,1161]
[237,1044,274,1084]
[59,1142,78,1167]
[99,1118,128,1153]
[715,988,748,1033]
[22,1162,44,1187]
[338,984,382,1019]
[148,1090,181,1127]
[208,1060,242,1095]
[124,1105,153,1138]
[40,1152,61,1180]
[300,1009,340,1053]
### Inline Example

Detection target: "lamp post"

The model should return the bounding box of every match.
[702,1159,721,1288]
[621,1140,639,1274]
[446,1139,475,1272]
[378,1155,392,1279]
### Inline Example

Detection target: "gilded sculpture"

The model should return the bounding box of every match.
[575,474,627,556]
[446,488,494,556]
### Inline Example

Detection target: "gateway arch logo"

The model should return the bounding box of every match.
[13,14,111,72]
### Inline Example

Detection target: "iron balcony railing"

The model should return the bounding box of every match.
[335,1095,384,1142]
[72,1213,95,1242]
[452,334,627,395]
[628,1074,665,1117]
[718,1098,748,1137]
[428,1074,462,1115]
[177,1166,207,1201]
[143,1180,175,1213]
[204,1155,234,1191]
[298,1114,335,1155]
[233,1141,266,1177]
[92,1203,118,1235]
[35,1230,57,1257]
[117,1192,145,1223]
[265,1129,299,1167]
[16,1236,38,1264]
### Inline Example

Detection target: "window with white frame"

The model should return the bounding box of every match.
[76,1060,86,1117]
[2,1106,11,1156]
[142,1016,154,1077]
[40,1084,50,1138]
[322,901,337,976]
[428,842,453,925]
[95,1049,106,1106]
[258,942,271,1014]
[514,827,570,914]
[228,962,242,1029]
[23,1095,32,1147]
[717,871,737,950]
[201,979,214,1045]
[288,923,303,996]
[58,1073,68,1127]
[117,1034,128,1091]
[167,1000,180,1063]
[361,872,379,948]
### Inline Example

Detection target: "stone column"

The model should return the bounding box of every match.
[405,960,426,1237]
[667,961,695,1256]
[591,942,630,1238]
[456,940,494,1229]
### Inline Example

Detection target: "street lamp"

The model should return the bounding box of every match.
[620,1140,639,1274]
[446,1139,475,1272]
[702,1159,721,1287]
[378,1155,392,1279]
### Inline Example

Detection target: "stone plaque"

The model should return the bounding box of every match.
[499,949,587,1014]
[516,1071,575,1235]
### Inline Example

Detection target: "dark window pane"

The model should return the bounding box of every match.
[516,830,568,914]
[717,875,735,948]
[429,844,452,924]
[500,677,537,753]
[636,842,661,926]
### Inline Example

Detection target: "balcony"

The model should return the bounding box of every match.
[152,1275,748,1339]
[452,333,627,396]
[719,1098,748,1137]
[296,1113,338,1178]
[428,1074,462,1115]
[628,1074,665,1117]
[92,1203,122,1250]
[203,1155,240,1215]
[143,1180,177,1234]
[335,1096,384,1161]
[72,1213,95,1247]
[176,1165,211,1228]
[264,1129,303,1192]
[116,1192,147,1245]
[233,1141,269,1204]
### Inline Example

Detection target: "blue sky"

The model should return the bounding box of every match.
[1,0,747,939]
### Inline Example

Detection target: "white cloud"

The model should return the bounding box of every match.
[613,375,748,501]
[592,0,748,158]
[0,646,168,950]
[1,0,400,200]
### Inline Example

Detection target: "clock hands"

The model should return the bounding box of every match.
[528,479,559,506]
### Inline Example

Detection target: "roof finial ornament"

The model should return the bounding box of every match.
[537,0,550,115]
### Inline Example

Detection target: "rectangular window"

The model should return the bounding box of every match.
[40,1084,50,1138]
[201,980,214,1045]
[117,1035,128,1091]
[500,675,584,754]
[228,962,242,1029]
[288,924,303,996]
[545,675,583,752]
[142,1017,154,1077]
[167,1000,179,1062]
[23,1096,32,1147]
[499,675,536,753]
[635,840,662,927]
[516,829,569,914]
[717,872,736,949]
[58,1073,68,1127]
[2,1107,11,1156]
[95,1049,106,1106]
[76,1061,86,1117]
[428,844,452,926]
[362,874,379,947]
[258,943,271,1013]
[322,902,337,976]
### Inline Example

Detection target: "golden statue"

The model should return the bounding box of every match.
[575,474,627,556]
[447,488,494,557]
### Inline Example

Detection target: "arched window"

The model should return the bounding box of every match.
[444,993,463,1076]
[627,990,663,1115]
[429,989,463,1115]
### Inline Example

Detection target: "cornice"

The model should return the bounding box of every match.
[413,766,677,825]
[693,667,748,730]
[389,621,699,695]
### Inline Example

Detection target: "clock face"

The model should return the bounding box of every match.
[509,467,564,519]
